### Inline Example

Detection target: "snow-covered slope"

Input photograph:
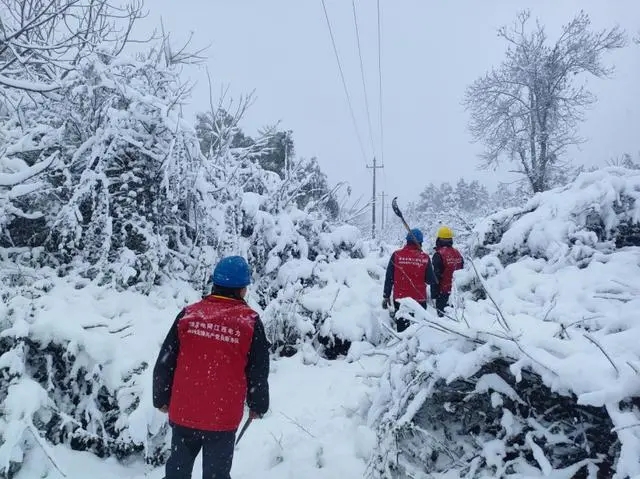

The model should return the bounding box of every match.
[368,168,640,478]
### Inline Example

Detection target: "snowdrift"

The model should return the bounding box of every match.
[368,168,640,478]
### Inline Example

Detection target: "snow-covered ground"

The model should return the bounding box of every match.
[15,352,382,479]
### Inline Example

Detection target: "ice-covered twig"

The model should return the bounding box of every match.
[466,257,512,332]
[279,412,316,439]
[380,321,402,340]
[583,333,620,377]
[356,371,384,378]
[612,423,640,433]
[28,424,68,478]
[412,423,466,466]
[360,350,392,358]
[626,361,640,375]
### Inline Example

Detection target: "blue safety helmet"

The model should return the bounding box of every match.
[211,256,252,288]
[406,228,424,245]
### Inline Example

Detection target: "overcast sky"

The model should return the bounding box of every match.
[142,1,640,208]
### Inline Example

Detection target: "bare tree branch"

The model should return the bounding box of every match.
[0,0,148,93]
[464,10,626,193]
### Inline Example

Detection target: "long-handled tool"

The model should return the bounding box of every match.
[391,197,422,246]
[235,416,253,446]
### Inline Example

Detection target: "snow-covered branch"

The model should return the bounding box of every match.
[0,0,146,94]
[0,152,57,187]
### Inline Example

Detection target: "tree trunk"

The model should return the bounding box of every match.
[527,88,539,193]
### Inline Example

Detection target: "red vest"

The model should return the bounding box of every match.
[436,246,463,294]
[168,296,257,431]
[393,244,431,302]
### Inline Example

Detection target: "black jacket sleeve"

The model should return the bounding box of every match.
[383,252,395,299]
[426,259,438,286]
[431,252,443,297]
[245,317,270,415]
[427,257,439,298]
[152,310,183,409]
[432,252,443,282]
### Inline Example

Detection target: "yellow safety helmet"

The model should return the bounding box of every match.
[437,226,454,240]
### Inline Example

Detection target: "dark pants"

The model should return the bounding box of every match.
[165,424,236,479]
[435,293,450,317]
[393,301,427,332]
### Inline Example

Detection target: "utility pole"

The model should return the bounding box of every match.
[384,204,392,229]
[284,132,289,181]
[379,191,387,230]
[366,157,383,238]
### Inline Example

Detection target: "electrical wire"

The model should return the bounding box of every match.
[320,0,369,166]
[376,0,385,167]
[352,0,376,158]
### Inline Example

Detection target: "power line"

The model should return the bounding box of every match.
[376,0,385,167]
[351,0,384,239]
[320,0,384,238]
[351,0,376,158]
[320,0,368,166]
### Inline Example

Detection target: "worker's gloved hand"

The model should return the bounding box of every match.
[382,297,390,310]
[249,410,263,420]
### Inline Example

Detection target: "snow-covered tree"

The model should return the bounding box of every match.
[195,109,254,156]
[405,179,499,252]
[0,0,144,91]
[491,182,531,210]
[192,106,373,355]
[0,3,224,474]
[0,48,205,289]
[608,153,640,170]
[256,128,295,175]
[0,0,146,251]
[455,179,490,213]
[464,11,626,193]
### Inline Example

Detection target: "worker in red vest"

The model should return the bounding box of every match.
[431,226,464,317]
[153,255,270,479]
[382,228,438,332]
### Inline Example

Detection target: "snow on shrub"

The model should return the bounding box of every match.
[0,256,201,476]
[367,168,640,478]
[245,204,386,358]
[470,167,640,263]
